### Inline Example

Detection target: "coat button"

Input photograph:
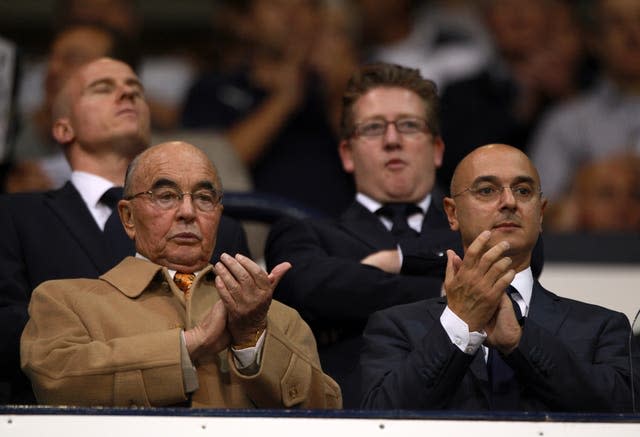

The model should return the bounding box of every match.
[289,386,298,398]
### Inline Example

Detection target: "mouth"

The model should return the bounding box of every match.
[116,108,138,117]
[385,158,407,170]
[170,232,201,244]
[492,221,521,231]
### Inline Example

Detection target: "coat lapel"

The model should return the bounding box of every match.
[528,281,568,335]
[422,189,451,233]
[339,202,396,250]
[45,182,117,272]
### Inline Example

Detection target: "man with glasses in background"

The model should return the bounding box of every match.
[265,63,462,407]
[360,143,637,412]
[21,140,341,408]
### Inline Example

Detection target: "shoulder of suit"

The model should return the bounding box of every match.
[535,283,626,319]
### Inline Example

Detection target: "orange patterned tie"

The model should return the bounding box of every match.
[174,272,195,293]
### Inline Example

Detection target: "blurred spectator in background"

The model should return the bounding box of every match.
[545,153,640,233]
[7,22,136,193]
[55,0,197,132]
[182,0,356,218]
[16,0,194,143]
[530,0,640,202]
[438,0,593,191]
[308,0,363,134]
[356,0,491,90]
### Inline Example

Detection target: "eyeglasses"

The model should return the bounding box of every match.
[125,187,223,211]
[352,117,429,138]
[452,183,542,203]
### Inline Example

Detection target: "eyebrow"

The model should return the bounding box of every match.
[85,77,145,91]
[358,113,423,122]
[150,178,180,190]
[471,175,537,186]
[150,178,216,191]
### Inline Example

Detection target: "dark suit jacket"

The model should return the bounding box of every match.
[0,181,250,404]
[361,281,639,412]
[265,193,462,407]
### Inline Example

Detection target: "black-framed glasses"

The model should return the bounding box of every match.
[352,117,429,138]
[452,183,542,203]
[125,187,223,211]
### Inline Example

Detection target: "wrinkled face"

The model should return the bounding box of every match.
[119,142,222,273]
[339,87,444,203]
[444,145,546,272]
[45,26,113,104]
[598,0,640,81]
[58,58,150,157]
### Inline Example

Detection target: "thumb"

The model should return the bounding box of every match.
[444,249,462,292]
[268,262,292,287]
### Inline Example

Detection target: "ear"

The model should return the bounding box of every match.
[433,136,445,168]
[52,118,75,145]
[538,197,548,232]
[338,139,355,174]
[117,200,136,240]
[443,196,459,231]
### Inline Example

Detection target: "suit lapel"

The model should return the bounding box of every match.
[528,281,568,335]
[422,190,451,233]
[339,202,396,250]
[45,182,117,272]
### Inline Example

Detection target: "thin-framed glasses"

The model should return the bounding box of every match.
[125,187,223,211]
[452,183,542,203]
[352,117,429,138]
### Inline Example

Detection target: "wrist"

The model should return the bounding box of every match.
[233,326,266,350]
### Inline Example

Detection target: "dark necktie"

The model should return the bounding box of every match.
[487,285,523,410]
[100,187,132,265]
[376,202,421,240]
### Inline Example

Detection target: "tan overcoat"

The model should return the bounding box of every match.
[21,257,342,408]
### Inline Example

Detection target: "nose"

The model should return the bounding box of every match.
[176,194,197,221]
[383,122,402,150]
[118,83,140,102]
[498,187,517,209]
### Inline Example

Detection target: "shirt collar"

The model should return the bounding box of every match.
[356,192,432,215]
[71,171,118,209]
[511,267,534,314]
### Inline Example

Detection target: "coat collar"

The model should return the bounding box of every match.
[100,256,216,299]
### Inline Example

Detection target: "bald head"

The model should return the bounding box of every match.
[444,144,545,272]
[450,144,541,196]
[124,141,221,197]
[119,141,224,272]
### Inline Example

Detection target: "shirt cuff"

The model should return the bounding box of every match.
[231,329,266,372]
[180,331,199,393]
[440,306,486,355]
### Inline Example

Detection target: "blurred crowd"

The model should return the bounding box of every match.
[3,0,640,233]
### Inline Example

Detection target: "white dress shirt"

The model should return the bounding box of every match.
[70,171,118,230]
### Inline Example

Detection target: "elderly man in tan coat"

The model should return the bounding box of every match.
[20,141,342,408]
